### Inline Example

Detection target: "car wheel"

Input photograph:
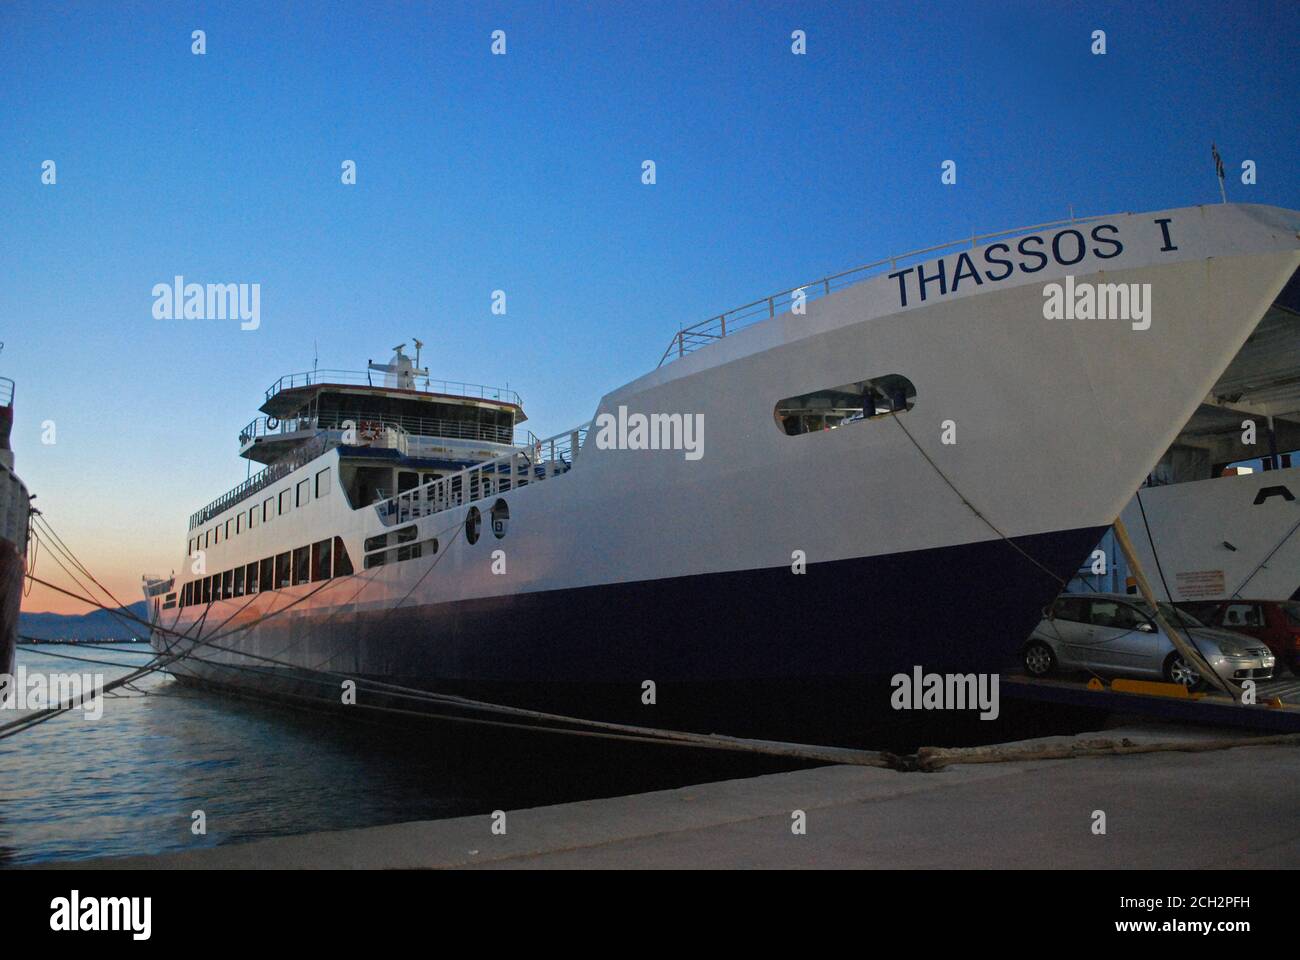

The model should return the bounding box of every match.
[1023,641,1056,677]
[1163,652,1204,690]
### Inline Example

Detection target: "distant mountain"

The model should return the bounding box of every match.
[19,601,149,642]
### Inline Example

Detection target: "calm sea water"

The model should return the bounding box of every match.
[0,643,800,866]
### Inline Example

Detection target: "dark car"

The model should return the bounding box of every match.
[1181,600,1300,675]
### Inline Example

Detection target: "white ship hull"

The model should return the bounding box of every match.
[147,204,1300,729]
[1122,466,1300,602]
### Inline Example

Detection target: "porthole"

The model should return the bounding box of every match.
[465,506,481,545]
[774,374,916,436]
[491,498,510,539]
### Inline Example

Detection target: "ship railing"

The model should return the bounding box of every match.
[657,210,1126,366]
[239,413,516,447]
[0,377,13,408]
[264,369,521,407]
[190,435,329,530]
[374,423,591,527]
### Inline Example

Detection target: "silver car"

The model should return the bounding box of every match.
[1023,593,1275,688]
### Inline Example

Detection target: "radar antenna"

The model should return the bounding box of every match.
[368,340,428,389]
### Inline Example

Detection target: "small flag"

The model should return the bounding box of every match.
[1212,142,1225,180]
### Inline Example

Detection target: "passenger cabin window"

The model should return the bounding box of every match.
[249,505,259,529]
[334,537,354,576]
[189,535,355,600]
[316,468,331,498]
[279,489,292,516]
[774,374,916,436]
[311,539,332,581]
[263,497,275,523]
[296,479,310,507]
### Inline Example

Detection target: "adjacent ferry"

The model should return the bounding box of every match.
[1,369,32,677]
[1121,268,1300,603]
[144,204,1300,733]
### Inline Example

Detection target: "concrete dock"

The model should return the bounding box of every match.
[61,724,1300,869]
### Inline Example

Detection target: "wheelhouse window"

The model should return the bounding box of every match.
[774,374,916,436]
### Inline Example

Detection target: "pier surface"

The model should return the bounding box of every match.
[58,724,1300,869]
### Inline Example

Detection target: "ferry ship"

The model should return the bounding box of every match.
[1,370,32,677]
[144,204,1300,734]
[1120,268,1300,603]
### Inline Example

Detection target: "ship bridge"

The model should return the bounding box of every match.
[240,344,525,466]
[189,344,530,530]
[1151,267,1300,483]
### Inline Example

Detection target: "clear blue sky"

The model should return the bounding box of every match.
[2,1,1297,611]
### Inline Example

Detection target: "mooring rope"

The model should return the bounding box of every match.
[9,517,893,766]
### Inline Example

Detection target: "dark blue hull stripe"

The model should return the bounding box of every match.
[189,524,1108,685]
